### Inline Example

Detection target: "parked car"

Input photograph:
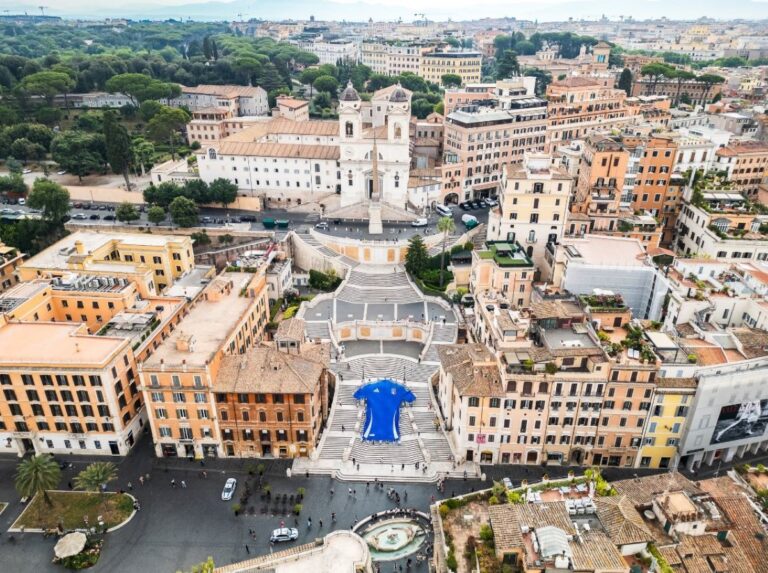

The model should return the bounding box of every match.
[270,528,299,543]
[22,169,32,174]
[17,198,25,206]
[89,214,101,220]
[221,478,237,501]
[411,218,428,227]
[82,203,91,210]
[502,477,513,489]
[103,215,115,221]
[478,199,488,208]
[315,221,329,230]
[72,213,88,220]
[98,204,108,211]
[459,202,471,211]
[57,170,67,175]
[200,216,213,224]
[240,215,257,223]
[73,202,83,209]
[486,198,499,207]
[435,204,453,217]
[471,200,482,209]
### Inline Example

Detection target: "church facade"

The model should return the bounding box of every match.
[194,83,413,212]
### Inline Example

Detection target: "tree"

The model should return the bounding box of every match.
[0,174,27,196]
[313,75,339,96]
[437,215,455,288]
[679,93,692,105]
[50,131,105,181]
[19,71,74,105]
[617,68,633,96]
[116,202,140,224]
[5,156,22,175]
[191,230,211,246]
[412,98,436,119]
[103,111,133,189]
[10,138,46,163]
[169,196,199,227]
[697,73,725,103]
[15,455,61,506]
[219,233,234,245]
[202,36,214,60]
[144,181,183,208]
[147,106,190,161]
[313,92,331,110]
[405,234,429,277]
[105,73,181,107]
[640,63,676,95]
[670,70,695,106]
[496,50,520,80]
[139,100,163,122]
[74,462,117,493]
[299,68,324,97]
[523,67,552,96]
[209,177,238,210]
[147,205,166,226]
[27,178,70,223]
[441,73,462,88]
[132,138,155,176]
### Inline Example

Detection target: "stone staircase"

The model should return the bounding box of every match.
[304,321,331,341]
[332,355,438,384]
[350,436,424,465]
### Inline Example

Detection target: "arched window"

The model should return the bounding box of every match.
[539,382,549,394]
[208,148,217,160]
[394,124,402,139]
[523,381,533,395]
[345,121,354,137]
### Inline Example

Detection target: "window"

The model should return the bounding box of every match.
[172,392,185,403]
[468,397,480,407]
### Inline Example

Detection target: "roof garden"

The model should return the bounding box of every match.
[477,241,534,268]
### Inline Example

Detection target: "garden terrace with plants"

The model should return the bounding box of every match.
[475,241,534,268]
[13,491,134,531]
[579,293,628,311]
[435,469,615,573]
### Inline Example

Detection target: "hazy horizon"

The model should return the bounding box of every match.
[4,0,768,23]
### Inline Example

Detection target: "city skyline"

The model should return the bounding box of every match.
[6,0,768,22]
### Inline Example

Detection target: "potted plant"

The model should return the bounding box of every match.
[294,503,303,515]
[232,503,242,516]
[296,487,305,501]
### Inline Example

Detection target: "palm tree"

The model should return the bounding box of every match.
[15,455,61,506]
[74,462,118,494]
[437,215,456,288]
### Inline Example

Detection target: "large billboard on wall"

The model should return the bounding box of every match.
[710,399,768,445]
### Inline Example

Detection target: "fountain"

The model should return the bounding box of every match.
[359,517,429,561]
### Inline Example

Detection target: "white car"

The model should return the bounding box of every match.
[22,169,32,175]
[17,198,25,206]
[221,478,237,501]
[315,221,329,230]
[72,213,88,220]
[486,198,499,207]
[57,170,67,175]
[270,527,299,543]
[502,477,513,489]
[411,218,428,227]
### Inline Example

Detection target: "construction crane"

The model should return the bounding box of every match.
[414,12,427,26]
[39,5,48,16]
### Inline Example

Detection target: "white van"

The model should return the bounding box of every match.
[435,204,453,217]
[461,214,478,225]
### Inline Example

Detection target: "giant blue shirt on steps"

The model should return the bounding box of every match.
[353,379,415,442]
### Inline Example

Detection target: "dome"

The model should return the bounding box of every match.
[339,81,360,102]
[390,83,409,103]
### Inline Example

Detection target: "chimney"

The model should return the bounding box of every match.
[176,333,195,353]
[74,240,85,254]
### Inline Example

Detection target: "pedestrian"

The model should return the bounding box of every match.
[68,481,73,490]
[404,490,408,501]
[353,488,357,497]
[127,481,133,491]
[366,482,370,491]
[348,487,353,496]
[332,512,336,522]
[352,457,356,466]
[145,473,150,482]
[319,519,323,528]
[181,480,187,489]
[401,463,405,471]
[357,464,361,471]
[171,479,176,488]
[307,517,312,528]
[138,475,144,486]
[341,425,345,432]
[330,487,335,495]
[245,544,250,554]
[431,495,435,503]
[202,471,207,479]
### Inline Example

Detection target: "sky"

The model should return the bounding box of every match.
[4,0,768,22]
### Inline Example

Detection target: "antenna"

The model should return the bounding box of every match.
[39,5,47,16]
